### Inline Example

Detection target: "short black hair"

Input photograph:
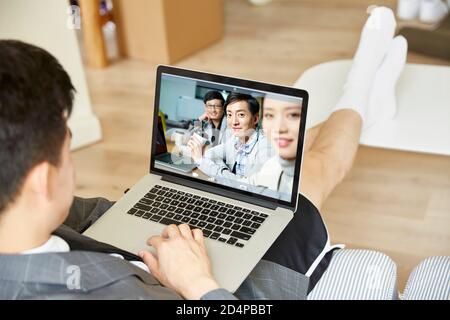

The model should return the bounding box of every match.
[203,90,225,106]
[224,92,260,116]
[0,40,75,213]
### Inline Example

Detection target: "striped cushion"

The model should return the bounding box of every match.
[308,249,397,300]
[402,256,450,300]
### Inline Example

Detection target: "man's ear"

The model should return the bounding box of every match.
[26,161,52,201]
[254,113,260,126]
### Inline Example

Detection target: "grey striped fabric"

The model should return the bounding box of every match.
[402,256,450,300]
[307,249,398,300]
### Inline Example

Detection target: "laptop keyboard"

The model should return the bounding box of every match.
[126,184,268,248]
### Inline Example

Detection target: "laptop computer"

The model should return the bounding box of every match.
[154,115,198,173]
[83,65,309,292]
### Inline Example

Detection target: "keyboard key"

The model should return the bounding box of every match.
[142,212,152,219]
[159,217,179,226]
[174,214,183,221]
[175,208,184,214]
[235,218,244,224]
[202,230,212,237]
[149,188,159,193]
[181,217,190,223]
[168,205,176,212]
[186,198,196,204]
[195,200,204,206]
[218,237,227,242]
[231,224,241,230]
[127,208,137,215]
[234,206,243,211]
[203,203,212,209]
[243,213,252,220]
[162,187,169,191]
[260,213,269,218]
[208,199,217,204]
[242,220,252,227]
[210,205,220,211]
[206,217,216,223]
[215,219,224,226]
[210,211,219,217]
[154,185,161,189]
[231,231,251,241]
[134,210,145,217]
[179,196,189,202]
[193,207,202,213]
[225,204,234,208]
[159,203,168,210]
[177,191,185,195]
[150,215,163,222]
[193,195,200,199]
[197,221,207,228]
[202,209,211,215]
[251,210,260,216]
[213,226,223,233]
[218,207,227,213]
[225,216,235,222]
[199,215,208,221]
[139,198,154,206]
[159,210,168,217]
[163,198,171,204]
[240,227,256,235]
[190,219,199,226]
[242,208,250,213]
[153,202,161,208]
[218,213,227,220]
[223,222,232,228]
[222,228,232,235]
[178,202,187,208]
[226,237,238,245]
[209,232,220,240]
[134,203,151,211]
[155,196,164,202]
[235,243,245,248]
[201,197,208,202]
[234,211,244,218]
[166,212,175,218]
[173,195,181,200]
[251,222,261,229]
[205,224,215,231]
[191,213,200,219]
[150,208,160,214]
[226,209,236,215]
[171,200,180,206]
[145,193,157,200]
[183,210,192,217]
[186,204,195,210]
[217,202,225,206]
[251,216,265,224]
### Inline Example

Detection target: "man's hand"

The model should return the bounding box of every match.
[187,135,204,163]
[198,113,209,121]
[139,224,220,300]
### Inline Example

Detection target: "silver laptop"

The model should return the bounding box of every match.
[83,65,309,292]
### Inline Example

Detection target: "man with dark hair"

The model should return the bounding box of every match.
[0,7,404,300]
[188,90,226,147]
[188,92,274,180]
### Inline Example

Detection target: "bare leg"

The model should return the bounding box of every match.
[303,123,323,152]
[300,109,362,210]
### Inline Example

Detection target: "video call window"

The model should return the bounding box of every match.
[154,74,303,203]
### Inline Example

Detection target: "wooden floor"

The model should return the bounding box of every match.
[73,0,450,292]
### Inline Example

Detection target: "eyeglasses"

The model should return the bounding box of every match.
[206,104,223,110]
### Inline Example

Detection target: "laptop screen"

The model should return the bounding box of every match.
[151,66,308,210]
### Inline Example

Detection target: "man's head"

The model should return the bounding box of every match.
[224,92,260,139]
[203,90,224,123]
[0,40,75,231]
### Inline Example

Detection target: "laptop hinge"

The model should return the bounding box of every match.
[160,174,279,210]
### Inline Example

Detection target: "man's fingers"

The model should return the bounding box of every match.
[192,228,205,246]
[147,235,164,248]
[139,251,158,273]
[178,224,193,239]
[162,224,181,239]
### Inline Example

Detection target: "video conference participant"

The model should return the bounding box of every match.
[187,90,227,147]
[188,92,274,180]
[221,96,302,201]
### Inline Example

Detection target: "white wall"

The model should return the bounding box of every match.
[0,0,101,150]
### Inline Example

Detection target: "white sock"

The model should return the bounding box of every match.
[364,36,408,130]
[332,6,396,120]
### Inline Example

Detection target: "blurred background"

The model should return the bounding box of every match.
[0,0,449,292]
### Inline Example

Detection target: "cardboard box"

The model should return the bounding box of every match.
[113,0,223,64]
